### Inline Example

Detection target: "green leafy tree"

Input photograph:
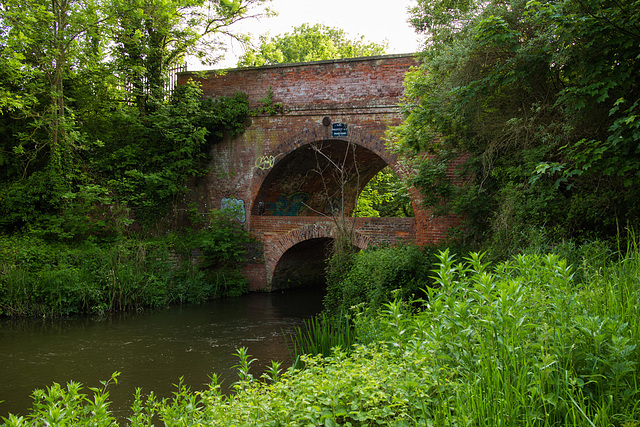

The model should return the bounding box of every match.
[394,0,640,253]
[90,84,249,231]
[0,0,259,239]
[237,23,387,67]
[0,0,113,238]
[111,0,270,112]
[355,167,414,217]
[0,0,107,173]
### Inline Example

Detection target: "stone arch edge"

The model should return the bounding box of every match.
[265,222,372,288]
[247,124,402,220]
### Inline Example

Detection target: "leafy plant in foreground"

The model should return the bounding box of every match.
[4,247,640,425]
[324,243,436,318]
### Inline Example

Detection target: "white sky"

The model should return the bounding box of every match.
[195,0,422,69]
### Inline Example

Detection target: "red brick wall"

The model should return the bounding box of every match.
[180,55,464,290]
[179,54,415,111]
[247,216,417,291]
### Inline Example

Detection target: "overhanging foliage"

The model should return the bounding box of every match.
[394,0,640,254]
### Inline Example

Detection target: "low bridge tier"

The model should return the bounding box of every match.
[247,216,416,290]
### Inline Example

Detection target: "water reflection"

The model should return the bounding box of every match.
[0,287,324,418]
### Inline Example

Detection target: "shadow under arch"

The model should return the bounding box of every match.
[271,238,332,290]
[269,224,371,290]
[248,124,408,218]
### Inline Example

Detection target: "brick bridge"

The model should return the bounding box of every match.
[178,54,460,291]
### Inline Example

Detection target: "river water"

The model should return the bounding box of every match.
[0,287,324,419]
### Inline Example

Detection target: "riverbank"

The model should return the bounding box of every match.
[3,244,638,426]
[0,213,251,318]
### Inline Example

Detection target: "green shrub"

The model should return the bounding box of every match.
[186,209,252,269]
[170,208,252,300]
[3,248,640,425]
[397,248,640,425]
[323,243,435,318]
[0,212,252,318]
[1,373,120,426]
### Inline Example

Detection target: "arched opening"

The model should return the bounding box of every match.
[271,237,333,290]
[271,237,364,291]
[252,140,388,217]
[250,135,419,291]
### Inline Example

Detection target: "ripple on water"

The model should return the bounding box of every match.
[0,288,324,419]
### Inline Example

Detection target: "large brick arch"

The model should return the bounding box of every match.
[265,222,372,286]
[248,124,406,218]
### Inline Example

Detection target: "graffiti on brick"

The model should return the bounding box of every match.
[221,197,246,223]
[254,153,283,171]
[269,192,310,216]
[323,197,340,215]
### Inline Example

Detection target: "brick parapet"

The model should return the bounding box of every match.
[179,54,417,112]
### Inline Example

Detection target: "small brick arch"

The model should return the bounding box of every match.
[265,222,372,286]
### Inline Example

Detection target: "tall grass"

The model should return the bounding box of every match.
[3,243,639,426]
[283,240,640,425]
[0,234,248,317]
[288,313,356,362]
[356,246,640,426]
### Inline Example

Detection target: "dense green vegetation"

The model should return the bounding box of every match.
[0,76,249,240]
[3,243,639,425]
[354,167,415,218]
[1,0,638,423]
[391,0,640,255]
[0,209,252,317]
[0,0,267,241]
[0,0,265,317]
[237,23,388,67]
[323,243,434,318]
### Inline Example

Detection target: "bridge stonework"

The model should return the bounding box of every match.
[178,55,462,291]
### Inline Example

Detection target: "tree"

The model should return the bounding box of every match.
[0,0,261,238]
[0,0,107,171]
[237,23,387,67]
[88,84,249,231]
[110,0,270,112]
[393,0,640,253]
[0,0,112,237]
[355,167,414,218]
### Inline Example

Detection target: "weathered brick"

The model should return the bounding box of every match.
[179,55,463,291]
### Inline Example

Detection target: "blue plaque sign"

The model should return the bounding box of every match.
[332,123,348,138]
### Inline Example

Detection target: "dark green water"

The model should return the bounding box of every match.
[0,288,324,419]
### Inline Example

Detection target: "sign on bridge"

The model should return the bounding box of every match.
[332,123,348,138]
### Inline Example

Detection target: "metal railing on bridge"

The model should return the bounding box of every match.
[118,63,187,104]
